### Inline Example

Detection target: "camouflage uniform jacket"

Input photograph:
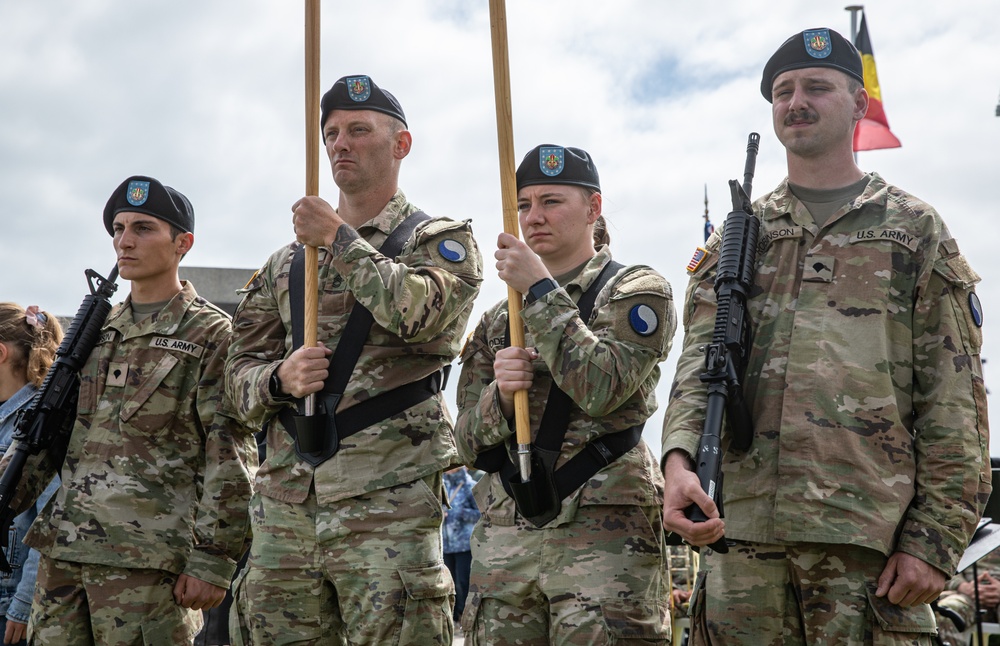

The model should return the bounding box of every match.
[226,190,483,505]
[661,173,990,575]
[14,282,257,589]
[456,247,675,527]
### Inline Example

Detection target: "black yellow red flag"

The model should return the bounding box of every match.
[854,12,901,151]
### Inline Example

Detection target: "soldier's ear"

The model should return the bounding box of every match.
[394,130,412,160]
[175,232,194,257]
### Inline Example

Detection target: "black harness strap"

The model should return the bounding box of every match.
[280,211,437,465]
[473,259,643,505]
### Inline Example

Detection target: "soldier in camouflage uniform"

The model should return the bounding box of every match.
[661,28,989,645]
[0,176,258,646]
[225,75,482,645]
[456,145,674,644]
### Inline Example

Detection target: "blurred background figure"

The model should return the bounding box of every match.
[443,466,480,628]
[0,303,63,646]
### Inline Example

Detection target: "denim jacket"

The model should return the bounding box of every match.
[443,467,480,554]
[0,384,59,624]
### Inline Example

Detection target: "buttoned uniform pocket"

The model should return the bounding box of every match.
[599,597,671,644]
[932,249,983,355]
[119,353,180,438]
[394,563,455,646]
[865,587,937,644]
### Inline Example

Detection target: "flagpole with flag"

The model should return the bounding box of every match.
[847,7,902,151]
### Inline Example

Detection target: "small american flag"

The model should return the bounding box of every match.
[686,247,708,273]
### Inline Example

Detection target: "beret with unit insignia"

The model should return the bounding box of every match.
[516,144,601,193]
[761,27,864,102]
[320,74,407,130]
[103,175,194,236]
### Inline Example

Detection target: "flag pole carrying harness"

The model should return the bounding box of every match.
[279,211,451,467]
[474,259,644,527]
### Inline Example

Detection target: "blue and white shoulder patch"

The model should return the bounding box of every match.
[629,304,659,336]
[970,292,984,327]
[438,239,468,263]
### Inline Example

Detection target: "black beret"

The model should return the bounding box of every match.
[761,28,864,102]
[320,75,406,130]
[515,145,601,193]
[103,175,194,236]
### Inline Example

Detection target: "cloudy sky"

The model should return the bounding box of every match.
[2,0,998,454]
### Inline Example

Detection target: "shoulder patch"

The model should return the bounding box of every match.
[629,304,659,336]
[687,247,708,273]
[970,292,984,328]
[438,239,468,263]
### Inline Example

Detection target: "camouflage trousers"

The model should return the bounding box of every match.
[462,503,671,645]
[237,473,454,645]
[28,556,202,646]
[689,541,938,645]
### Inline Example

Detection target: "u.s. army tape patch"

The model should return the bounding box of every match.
[438,239,467,262]
[150,337,204,358]
[629,304,658,336]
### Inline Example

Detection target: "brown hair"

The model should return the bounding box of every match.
[0,303,64,388]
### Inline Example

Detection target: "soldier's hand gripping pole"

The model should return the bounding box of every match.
[488,0,531,482]
[685,133,761,554]
[0,265,119,572]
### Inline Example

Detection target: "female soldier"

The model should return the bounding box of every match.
[455,145,675,644]
[0,303,63,646]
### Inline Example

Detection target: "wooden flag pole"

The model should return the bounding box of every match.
[488,0,532,483]
[303,0,320,417]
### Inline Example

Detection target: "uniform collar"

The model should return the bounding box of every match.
[353,189,412,238]
[107,280,202,339]
[561,245,614,298]
[760,172,889,225]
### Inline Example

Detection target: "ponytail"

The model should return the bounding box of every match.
[0,303,64,387]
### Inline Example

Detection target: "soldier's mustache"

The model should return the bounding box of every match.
[785,110,818,126]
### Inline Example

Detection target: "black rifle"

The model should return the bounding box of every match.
[0,265,118,572]
[685,133,761,554]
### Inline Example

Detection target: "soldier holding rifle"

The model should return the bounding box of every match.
[662,28,989,644]
[456,145,674,644]
[0,176,257,645]
[225,75,482,645]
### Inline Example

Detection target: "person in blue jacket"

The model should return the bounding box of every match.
[443,466,481,625]
[0,303,63,645]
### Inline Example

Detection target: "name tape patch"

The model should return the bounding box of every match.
[150,337,204,358]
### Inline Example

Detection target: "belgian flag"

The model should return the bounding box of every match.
[854,12,901,151]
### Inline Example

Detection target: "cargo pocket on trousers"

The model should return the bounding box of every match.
[396,563,455,645]
[600,597,671,644]
[140,608,200,646]
[866,587,937,644]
